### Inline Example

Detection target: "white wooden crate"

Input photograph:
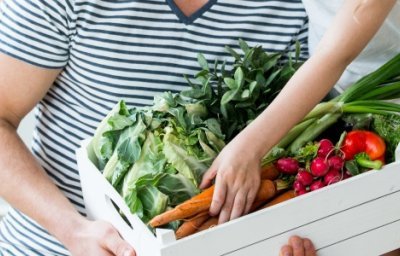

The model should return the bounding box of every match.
[76,139,400,256]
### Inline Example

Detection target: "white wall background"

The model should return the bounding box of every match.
[0,111,35,218]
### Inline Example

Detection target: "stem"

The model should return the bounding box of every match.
[288,113,342,154]
[339,53,400,102]
[303,101,343,120]
[356,158,383,170]
[358,81,400,100]
[335,131,347,155]
[342,106,394,115]
[275,179,291,192]
[274,118,316,148]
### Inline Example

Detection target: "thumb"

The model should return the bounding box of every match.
[200,161,218,189]
[103,232,136,256]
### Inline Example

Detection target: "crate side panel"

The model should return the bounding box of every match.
[160,163,400,256]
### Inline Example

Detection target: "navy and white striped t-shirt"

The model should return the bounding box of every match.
[0,0,308,255]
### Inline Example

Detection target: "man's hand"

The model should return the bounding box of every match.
[65,219,136,256]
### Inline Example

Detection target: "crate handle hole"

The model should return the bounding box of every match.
[105,195,134,230]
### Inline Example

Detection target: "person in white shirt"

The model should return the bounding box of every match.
[204,1,400,255]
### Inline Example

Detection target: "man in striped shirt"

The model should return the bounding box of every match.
[0,0,310,255]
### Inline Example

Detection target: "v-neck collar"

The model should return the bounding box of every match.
[166,0,217,25]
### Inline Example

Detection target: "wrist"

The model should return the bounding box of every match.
[231,131,269,164]
[53,212,88,248]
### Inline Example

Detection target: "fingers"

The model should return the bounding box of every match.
[280,244,293,256]
[200,163,218,189]
[217,188,235,224]
[244,187,258,214]
[289,235,305,256]
[229,190,247,220]
[102,228,136,256]
[280,236,316,256]
[209,176,227,216]
[303,238,316,256]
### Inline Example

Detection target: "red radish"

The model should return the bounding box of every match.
[296,170,314,186]
[328,155,345,171]
[310,180,325,191]
[343,170,352,179]
[276,158,299,175]
[296,189,308,196]
[310,157,329,177]
[317,139,334,157]
[293,180,305,192]
[324,170,341,185]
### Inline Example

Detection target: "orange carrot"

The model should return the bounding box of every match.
[254,179,277,202]
[149,179,280,228]
[260,164,280,180]
[175,212,210,239]
[149,185,215,227]
[261,190,296,209]
[197,217,219,232]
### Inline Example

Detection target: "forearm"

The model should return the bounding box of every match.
[230,0,396,161]
[0,119,84,245]
[233,53,348,160]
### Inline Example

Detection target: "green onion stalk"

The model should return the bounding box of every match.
[262,53,400,165]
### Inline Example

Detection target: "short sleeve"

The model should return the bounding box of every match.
[0,0,73,68]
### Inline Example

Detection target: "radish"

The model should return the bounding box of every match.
[343,169,352,179]
[317,139,334,157]
[324,169,341,185]
[296,189,308,196]
[328,155,344,171]
[310,180,325,191]
[276,158,299,175]
[296,170,314,186]
[310,157,329,177]
[293,180,305,192]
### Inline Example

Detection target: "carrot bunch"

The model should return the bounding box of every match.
[148,164,296,239]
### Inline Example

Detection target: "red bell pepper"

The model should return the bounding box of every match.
[342,130,386,170]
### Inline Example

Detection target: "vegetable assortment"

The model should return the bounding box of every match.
[88,39,400,238]
[89,40,301,226]
[275,131,386,196]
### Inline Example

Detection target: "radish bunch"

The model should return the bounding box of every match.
[276,138,351,196]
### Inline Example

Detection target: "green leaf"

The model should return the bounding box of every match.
[138,185,168,222]
[225,45,241,61]
[264,69,281,88]
[157,173,199,205]
[345,160,360,176]
[224,77,237,90]
[241,89,250,100]
[195,69,209,78]
[221,89,239,105]
[204,118,225,139]
[262,53,281,72]
[238,38,250,54]
[249,81,258,95]
[234,68,245,89]
[124,190,144,218]
[118,138,142,163]
[197,53,209,71]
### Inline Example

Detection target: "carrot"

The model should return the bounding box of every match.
[260,190,296,209]
[197,217,219,232]
[175,212,210,239]
[149,185,215,227]
[254,179,277,202]
[150,179,280,228]
[260,164,280,180]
